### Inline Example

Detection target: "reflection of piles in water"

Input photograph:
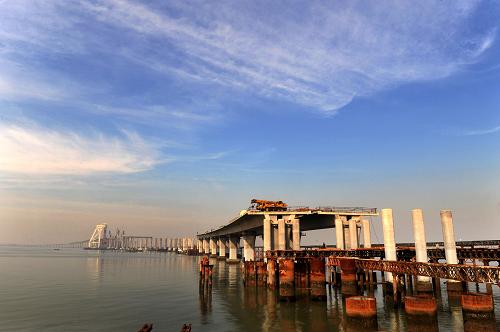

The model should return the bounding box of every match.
[198,277,212,319]
[198,255,213,322]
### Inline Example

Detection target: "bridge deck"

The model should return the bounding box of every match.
[198,207,378,239]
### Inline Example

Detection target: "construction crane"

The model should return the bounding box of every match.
[250,199,288,212]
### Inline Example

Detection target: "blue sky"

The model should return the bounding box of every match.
[0,0,499,244]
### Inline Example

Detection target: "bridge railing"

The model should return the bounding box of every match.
[246,206,378,214]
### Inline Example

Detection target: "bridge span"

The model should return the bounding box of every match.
[197,206,378,261]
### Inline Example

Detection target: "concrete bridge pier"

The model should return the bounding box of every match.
[340,258,359,296]
[310,257,327,301]
[381,208,399,305]
[267,259,277,289]
[291,217,301,250]
[256,261,267,286]
[344,226,351,250]
[202,239,209,254]
[361,219,375,288]
[278,218,286,250]
[272,224,279,250]
[362,219,371,248]
[243,235,255,261]
[294,260,309,291]
[198,240,203,254]
[381,209,396,281]
[279,258,295,301]
[440,210,462,295]
[263,215,272,258]
[335,215,345,249]
[349,218,359,249]
[218,238,226,260]
[209,238,217,257]
[227,236,240,263]
[244,261,256,286]
[412,208,433,293]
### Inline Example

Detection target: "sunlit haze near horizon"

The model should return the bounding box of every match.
[0,0,499,245]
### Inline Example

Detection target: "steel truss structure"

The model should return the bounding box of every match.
[326,257,500,285]
[265,247,500,262]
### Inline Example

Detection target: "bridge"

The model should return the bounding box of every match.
[195,202,500,320]
[197,206,378,262]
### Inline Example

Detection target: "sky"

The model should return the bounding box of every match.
[0,0,499,245]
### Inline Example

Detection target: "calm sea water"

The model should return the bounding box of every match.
[0,246,498,331]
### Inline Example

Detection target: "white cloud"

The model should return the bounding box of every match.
[0,0,496,112]
[80,0,495,111]
[461,125,500,136]
[0,123,163,175]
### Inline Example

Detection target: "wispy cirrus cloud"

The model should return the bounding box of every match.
[460,125,500,136]
[0,0,496,113]
[0,122,164,175]
[81,0,496,111]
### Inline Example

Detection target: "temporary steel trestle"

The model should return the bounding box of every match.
[266,247,500,262]
[266,249,500,285]
[327,257,500,285]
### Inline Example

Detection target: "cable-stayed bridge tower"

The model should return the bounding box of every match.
[88,223,109,249]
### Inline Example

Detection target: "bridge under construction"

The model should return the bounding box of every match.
[51,199,500,329]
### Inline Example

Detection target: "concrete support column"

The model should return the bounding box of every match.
[335,215,345,250]
[361,219,371,248]
[243,235,256,261]
[440,210,458,264]
[210,238,217,256]
[218,238,226,259]
[198,240,203,253]
[263,215,272,255]
[278,218,286,250]
[344,226,351,250]
[411,209,432,290]
[291,217,301,251]
[228,237,239,263]
[440,209,461,293]
[273,226,279,250]
[381,208,397,282]
[203,239,209,254]
[349,218,359,249]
